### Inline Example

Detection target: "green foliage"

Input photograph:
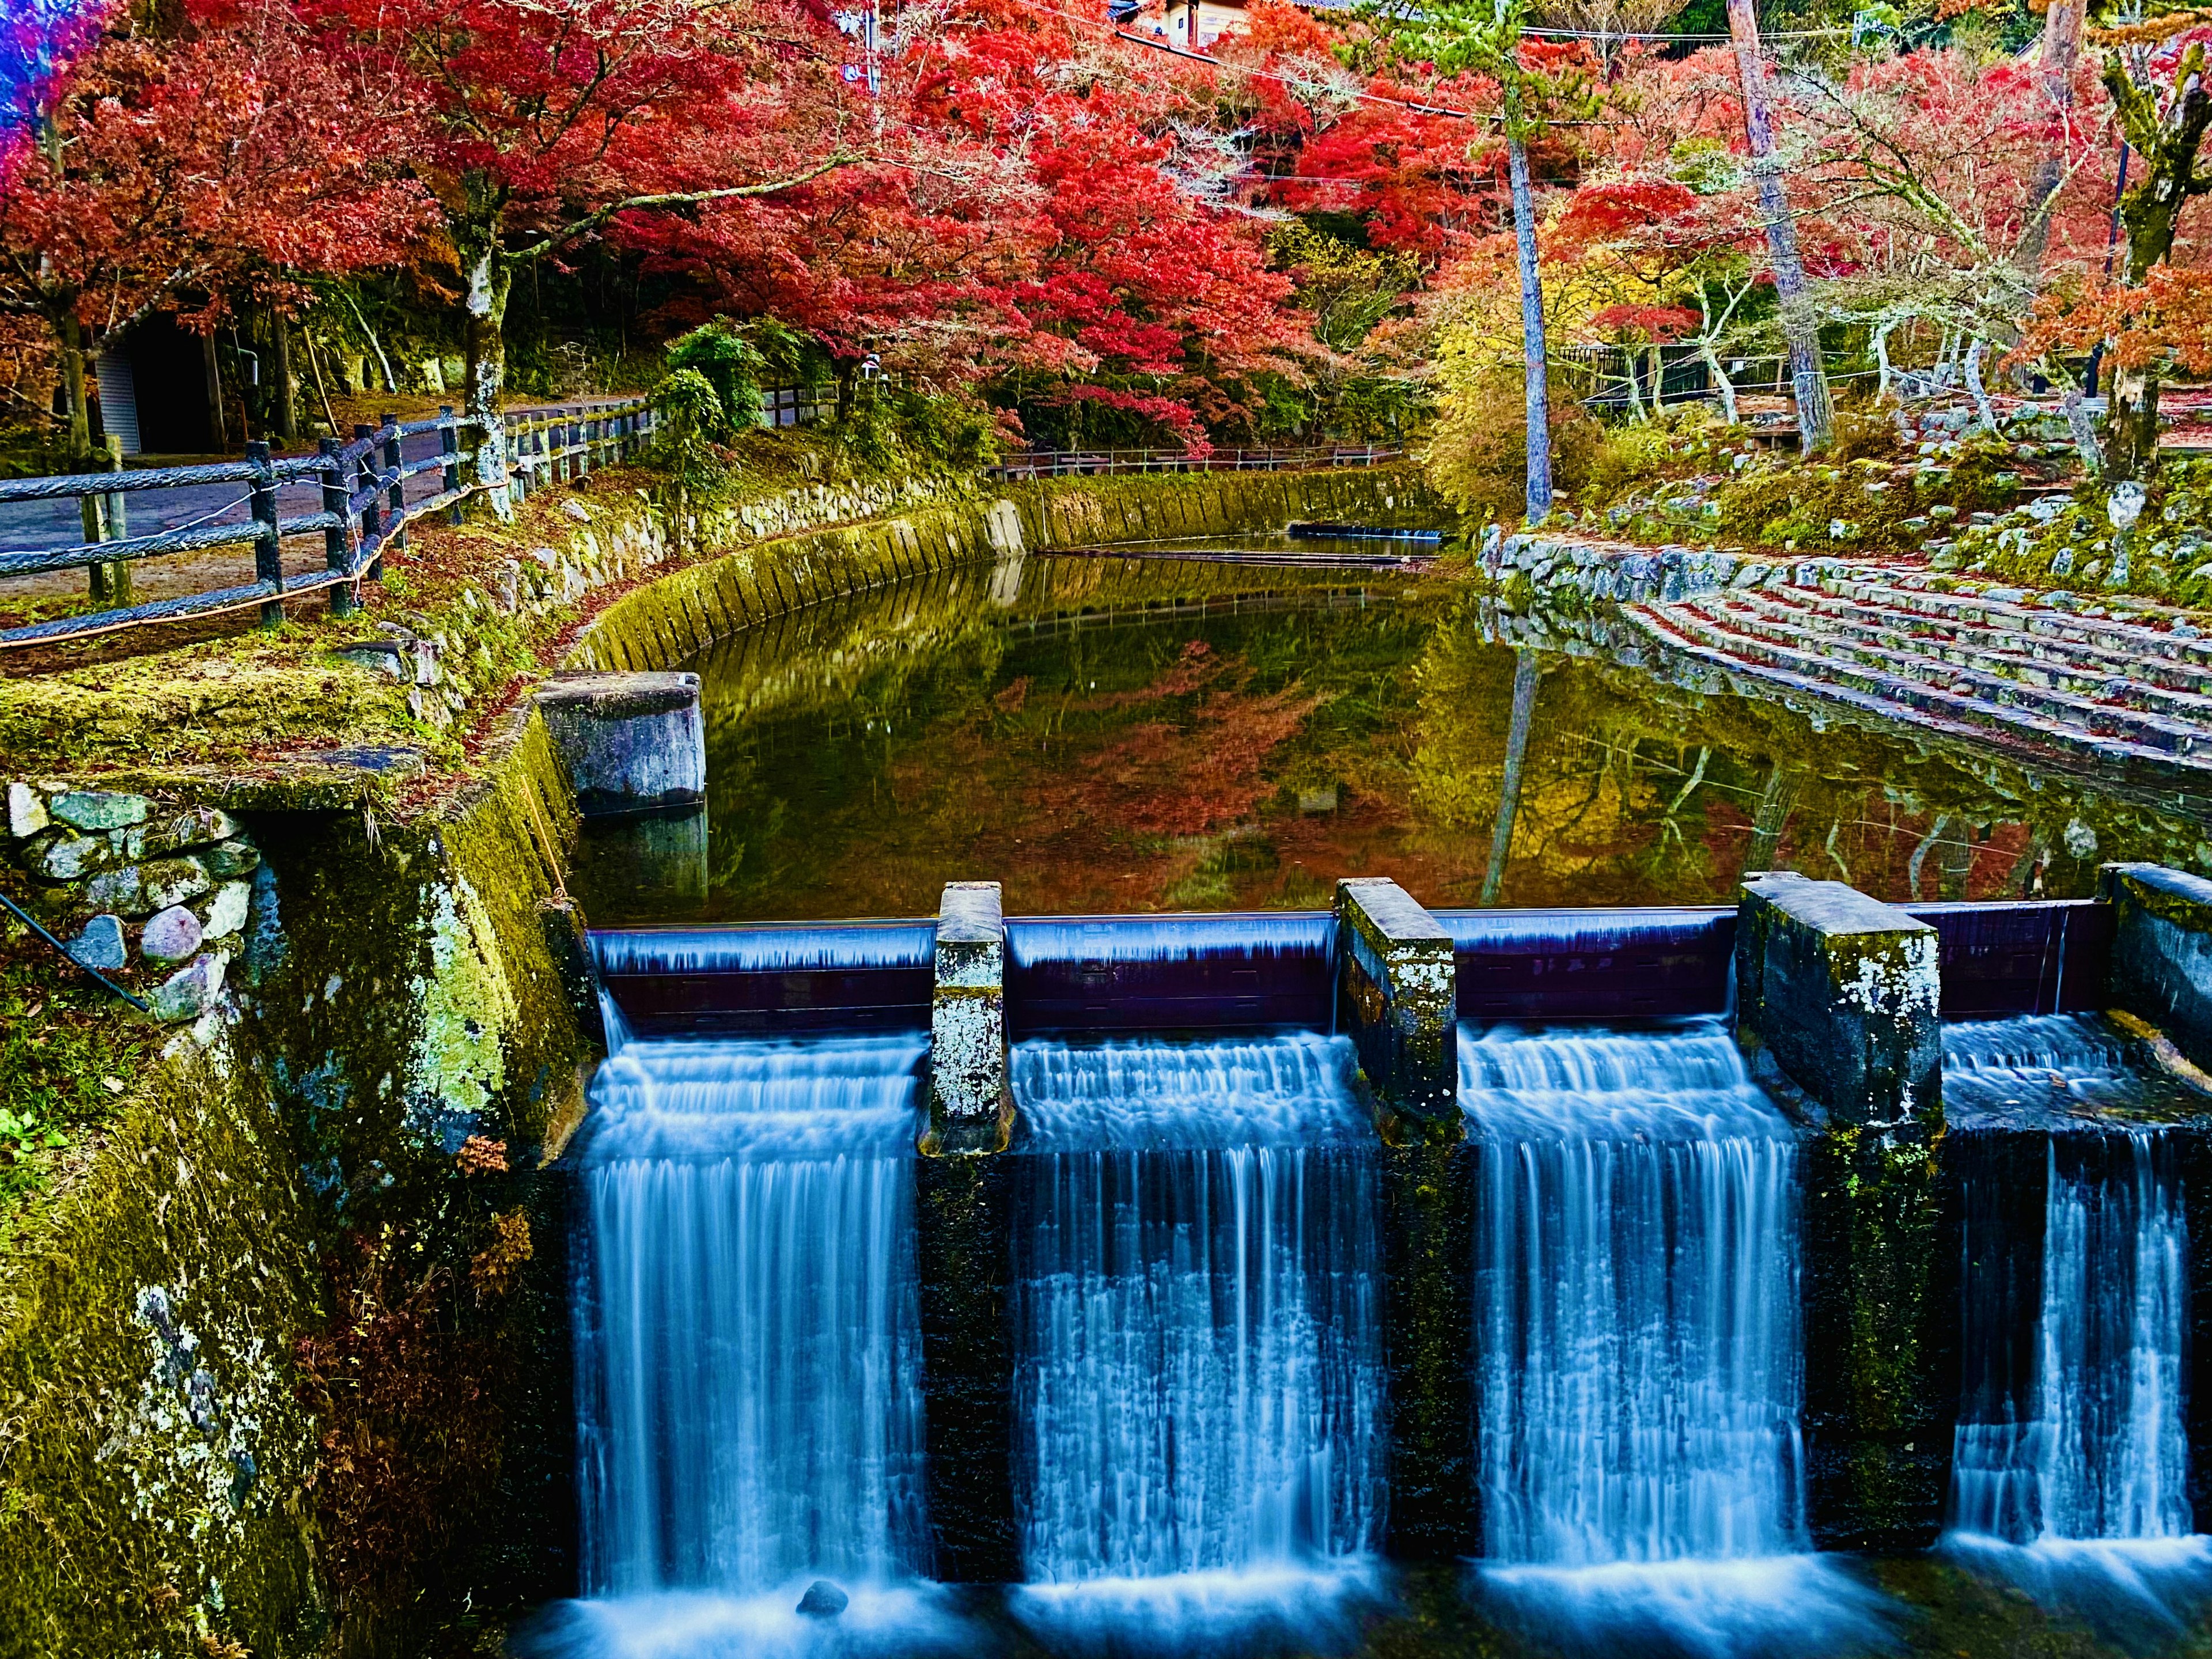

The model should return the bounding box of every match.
[648,368,734,491]
[665,320,765,439]
[0,924,155,1221]
[665,316,830,441]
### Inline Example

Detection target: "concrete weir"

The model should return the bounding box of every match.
[1335,876,1460,1136]
[577,866,2212,1563]
[1735,870,1942,1130]
[534,671,706,815]
[914,881,1020,1581]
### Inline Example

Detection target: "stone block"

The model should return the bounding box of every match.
[80,865,143,914]
[1734,871,1940,1131]
[37,832,117,881]
[925,881,1013,1155]
[140,904,204,965]
[50,790,146,832]
[2101,863,2212,1071]
[150,952,226,1022]
[201,881,251,941]
[126,806,239,861]
[6,782,47,839]
[142,857,215,912]
[65,914,126,972]
[535,672,706,817]
[1334,877,1458,1136]
[197,840,260,879]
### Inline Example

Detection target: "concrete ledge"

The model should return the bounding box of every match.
[1335,877,1459,1135]
[925,881,1014,1154]
[1735,871,1940,1131]
[534,672,704,816]
[2102,863,2212,1072]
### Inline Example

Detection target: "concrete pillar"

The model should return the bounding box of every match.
[924,881,1013,1156]
[1379,1142,1478,1558]
[1334,877,1458,1137]
[1736,871,1949,1551]
[534,672,705,817]
[915,880,1018,1580]
[1734,870,1940,1131]
[2102,863,2212,1071]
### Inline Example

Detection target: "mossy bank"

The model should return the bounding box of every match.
[0,461,1430,1658]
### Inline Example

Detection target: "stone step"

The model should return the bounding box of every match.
[1749,584,2212,700]
[1806,574,2212,671]
[1718,590,2212,722]
[1642,604,2212,782]
[1678,598,2212,756]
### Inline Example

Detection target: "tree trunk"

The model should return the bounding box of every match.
[1725,0,1833,451]
[2107,359,2162,481]
[460,232,514,509]
[1964,338,1997,433]
[2018,0,2084,270]
[2100,65,2212,479]
[55,306,92,462]
[1506,127,1553,522]
[1702,339,1739,423]
[202,329,228,450]
[272,309,298,445]
[1746,763,1803,873]
[1482,650,1543,907]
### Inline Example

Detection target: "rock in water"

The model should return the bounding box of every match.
[796,1580,849,1618]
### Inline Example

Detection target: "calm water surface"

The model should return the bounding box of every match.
[576,550,2207,925]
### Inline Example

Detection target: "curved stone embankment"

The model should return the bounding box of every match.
[566,464,1432,672]
[1490,531,2212,813]
[0,461,1431,1659]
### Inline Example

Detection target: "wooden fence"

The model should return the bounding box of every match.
[986,445,1403,480]
[0,399,656,650]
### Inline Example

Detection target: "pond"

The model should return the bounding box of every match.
[575,545,2209,925]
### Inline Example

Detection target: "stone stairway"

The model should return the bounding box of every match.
[1627,568,2212,792]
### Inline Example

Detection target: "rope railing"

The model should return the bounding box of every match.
[0,399,658,649]
[986,444,1403,479]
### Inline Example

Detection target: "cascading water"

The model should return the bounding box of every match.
[1464,1021,1805,1567]
[1942,1016,2207,1637]
[1006,1032,1385,1644]
[569,1031,931,1603]
[1461,1020,1885,1658]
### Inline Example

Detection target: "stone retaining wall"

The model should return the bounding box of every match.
[566,464,1433,672]
[0,713,595,1658]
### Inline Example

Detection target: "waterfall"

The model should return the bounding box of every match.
[572,1035,931,1600]
[1007,1033,1385,1594]
[1943,1017,2209,1640]
[1946,1017,2193,1545]
[1465,1022,1806,1567]
[1460,1021,1887,1659]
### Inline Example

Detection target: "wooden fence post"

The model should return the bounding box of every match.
[320,436,354,619]
[440,406,463,525]
[353,426,382,584]
[380,412,404,573]
[86,435,130,605]
[248,439,283,628]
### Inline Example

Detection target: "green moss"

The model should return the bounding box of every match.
[0,922,159,1225]
[1804,1119,1949,1551]
[0,1040,323,1659]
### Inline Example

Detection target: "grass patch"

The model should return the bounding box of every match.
[0,916,157,1226]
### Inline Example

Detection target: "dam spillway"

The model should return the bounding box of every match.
[554,866,2212,1654]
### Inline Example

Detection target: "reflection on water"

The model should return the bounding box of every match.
[575,557,2206,924]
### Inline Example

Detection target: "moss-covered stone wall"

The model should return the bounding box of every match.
[566,464,1435,672]
[0,711,596,1658]
[0,1037,321,1659]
